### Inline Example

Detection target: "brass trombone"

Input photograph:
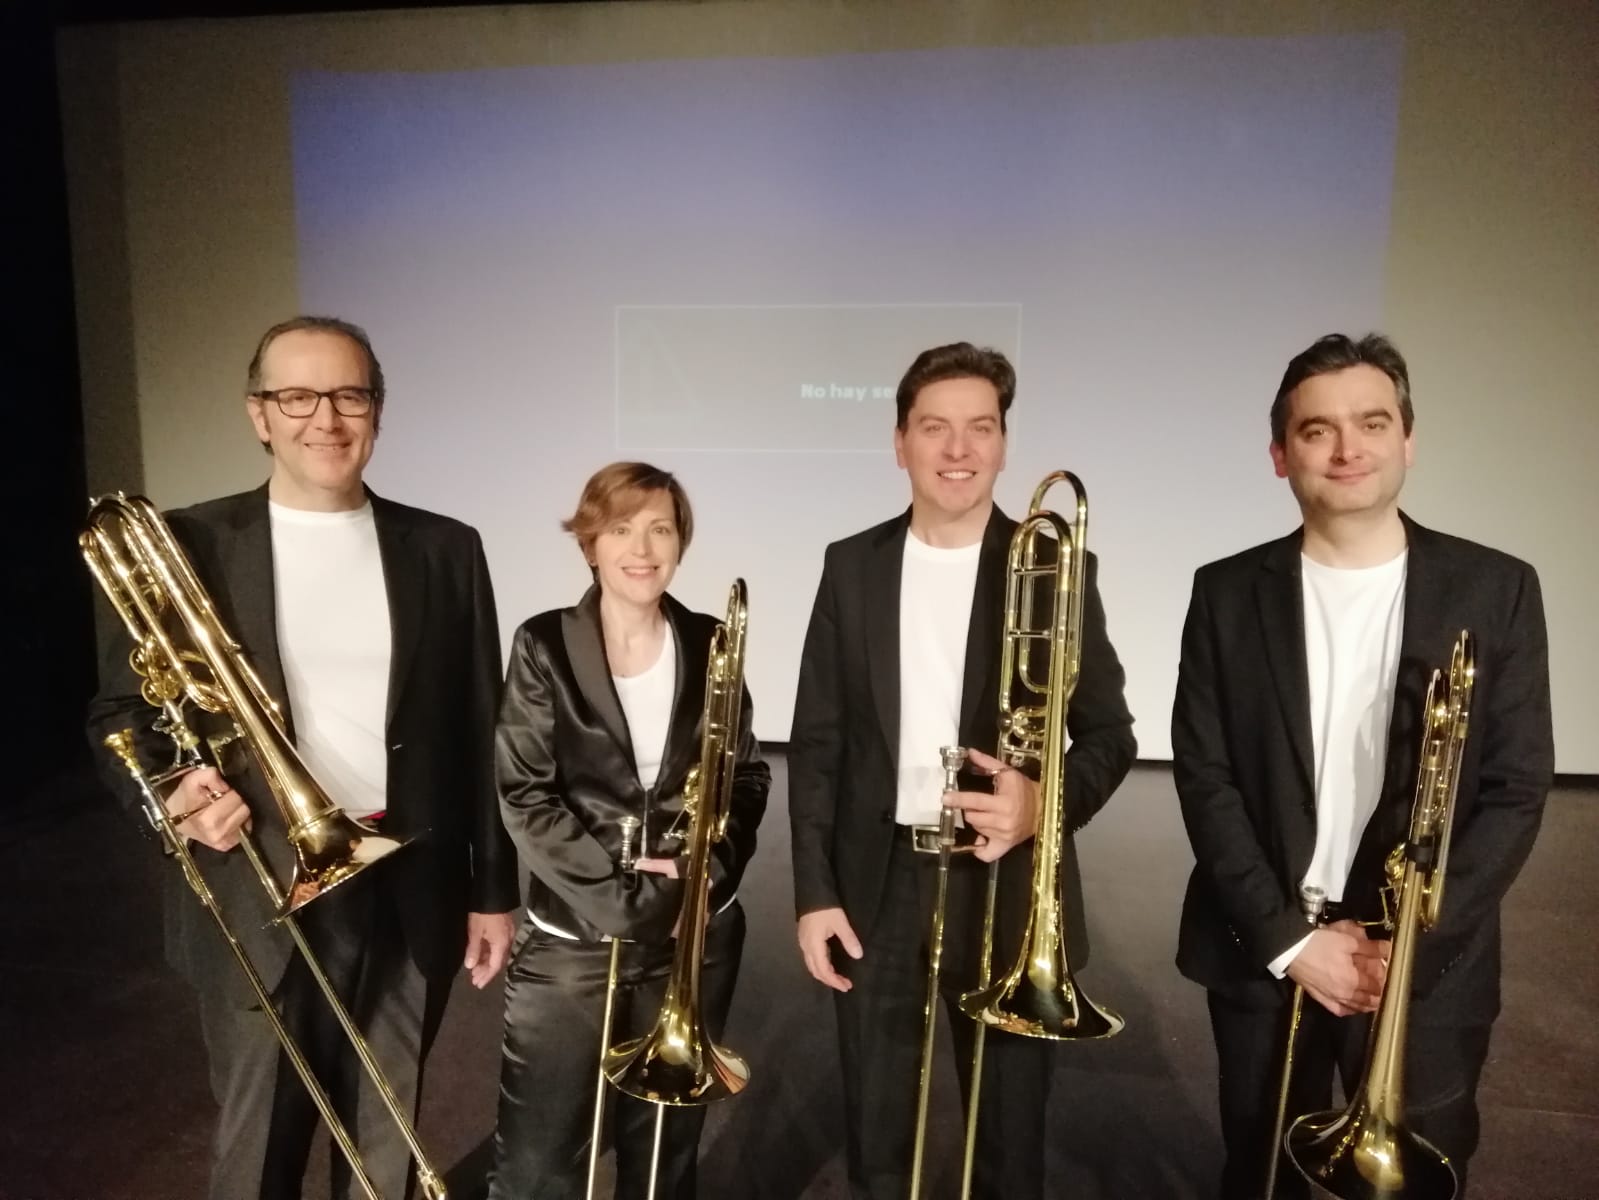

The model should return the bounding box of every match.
[587,580,752,1199]
[1262,883,1327,1200]
[1283,630,1475,1200]
[909,472,1123,1200]
[81,493,446,1200]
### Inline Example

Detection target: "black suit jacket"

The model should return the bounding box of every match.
[86,485,520,1001]
[496,587,771,944]
[789,505,1137,957]
[1172,514,1554,1022]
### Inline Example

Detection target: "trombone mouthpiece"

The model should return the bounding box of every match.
[939,745,968,792]
[1298,884,1328,923]
[103,730,141,775]
[619,815,641,872]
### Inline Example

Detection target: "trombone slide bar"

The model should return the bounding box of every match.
[103,732,386,1200]
[1263,884,1327,1200]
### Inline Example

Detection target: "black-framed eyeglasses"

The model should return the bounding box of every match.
[253,387,376,418]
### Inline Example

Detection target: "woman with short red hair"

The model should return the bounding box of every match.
[488,462,770,1199]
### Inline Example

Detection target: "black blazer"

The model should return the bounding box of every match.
[496,587,771,944]
[1172,514,1554,1021]
[788,505,1137,958]
[86,485,520,1001]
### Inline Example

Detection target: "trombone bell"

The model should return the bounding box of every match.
[279,806,406,918]
[1286,1109,1457,1199]
[956,475,1122,1044]
[599,580,753,1111]
[603,1016,750,1106]
[958,939,1123,1039]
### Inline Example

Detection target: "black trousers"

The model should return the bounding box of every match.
[834,835,1052,1200]
[1208,989,1493,1200]
[196,875,451,1200]
[489,902,745,1200]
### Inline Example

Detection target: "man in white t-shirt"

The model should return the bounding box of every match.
[790,342,1137,1199]
[1173,333,1554,1198]
[88,316,518,1200]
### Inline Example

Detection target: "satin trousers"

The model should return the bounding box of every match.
[489,902,745,1199]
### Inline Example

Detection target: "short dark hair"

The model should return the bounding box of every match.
[895,342,1016,432]
[1271,333,1412,445]
[562,461,695,564]
[246,315,386,419]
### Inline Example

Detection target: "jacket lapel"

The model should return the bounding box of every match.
[1374,514,1451,849]
[865,513,909,768]
[656,594,706,786]
[221,485,293,731]
[1256,531,1316,811]
[371,492,425,733]
[958,505,1013,751]
[561,585,636,764]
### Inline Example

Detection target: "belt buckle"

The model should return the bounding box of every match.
[910,825,943,854]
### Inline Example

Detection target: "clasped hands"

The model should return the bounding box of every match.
[1286,920,1391,1017]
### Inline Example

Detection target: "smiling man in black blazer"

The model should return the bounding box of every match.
[87,316,519,1200]
[789,342,1136,1200]
[1172,332,1554,1198]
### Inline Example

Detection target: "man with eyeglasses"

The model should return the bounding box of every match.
[87,315,519,1200]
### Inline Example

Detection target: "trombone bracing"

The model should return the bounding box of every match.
[81,493,446,1200]
[587,580,752,1199]
[1283,631,1475,1200]
[1262,884,1327,1200]
[909,472,1123,1200]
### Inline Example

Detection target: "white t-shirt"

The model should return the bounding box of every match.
[533,621,731,942]
[269,501,392,818]
[1271,549,1407,976]
[613,623,676,790]
[895,533,983,826]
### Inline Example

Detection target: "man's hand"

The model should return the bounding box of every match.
[1286,920,1389,1017]
[464,911,516,988]
[943,747,1040,862]
[166,766,251,852]
[797,907,862,992]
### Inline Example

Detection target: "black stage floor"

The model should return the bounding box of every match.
[4,761,1595,1199]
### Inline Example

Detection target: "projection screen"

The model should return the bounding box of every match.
[57,2,1599,769]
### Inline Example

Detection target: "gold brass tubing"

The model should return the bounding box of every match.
[586,937,626,1200]
[103,732,384,1200]
[84,495,445,1198]
[603,582,751,1111]
[1264,984,1306,1200]
[908,800,957,1199]
[237,833,446,1199]
[1284,633,1473,1200]
[959,860,1001,1200]
[647,1104,666,1200]
[1263,885,1324,1200]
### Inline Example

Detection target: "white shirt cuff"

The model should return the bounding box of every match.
[1268,931,1315,979]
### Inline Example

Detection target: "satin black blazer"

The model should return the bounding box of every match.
[496,586,771,944]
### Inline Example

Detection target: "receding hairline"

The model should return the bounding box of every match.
[254,326,374,383]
